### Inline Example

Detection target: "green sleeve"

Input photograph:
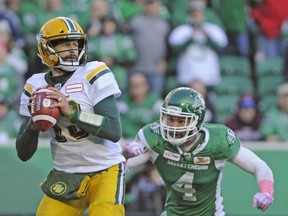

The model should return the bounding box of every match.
[69,95,122,142]
[15,116,40,161]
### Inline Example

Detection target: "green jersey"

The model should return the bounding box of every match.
[137,122,241,216]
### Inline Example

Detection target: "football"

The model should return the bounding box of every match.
[31,88,61,132]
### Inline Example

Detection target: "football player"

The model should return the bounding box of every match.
[123,87,274,216]
[16,17,125,216]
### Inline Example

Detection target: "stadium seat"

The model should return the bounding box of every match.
[259,94,278,112]
[214,94,239,123]
[257,75,284,96]
[220,55,251,76]
[214,75,254,95]
[255,57,284,76]
[164,75,181,95]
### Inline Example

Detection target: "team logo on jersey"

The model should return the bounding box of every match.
[194,156,210,164]
[163,150,180,161]
[226,129,236,146]
[50,182,67,196]
[66,83,84,93]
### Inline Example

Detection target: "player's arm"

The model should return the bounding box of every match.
[16,116,40,161]
[125,151,150,173]
[229,146,274,212]
[69,95,121,142]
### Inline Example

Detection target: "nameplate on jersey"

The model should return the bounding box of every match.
[194,156,210,165]
[163,150,180,161]
[66,83,84,93]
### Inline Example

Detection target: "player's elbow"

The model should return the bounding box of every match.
[110,129,122,142]
[17,152,32,162]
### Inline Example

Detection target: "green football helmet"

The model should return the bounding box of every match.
[160,87,206,146]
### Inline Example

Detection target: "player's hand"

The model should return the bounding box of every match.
[46,86,72,117]
[123,141,145,156]
[253,192,274,212]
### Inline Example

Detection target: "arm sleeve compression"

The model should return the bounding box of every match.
[230,146,274,184]
[15,117,40,161]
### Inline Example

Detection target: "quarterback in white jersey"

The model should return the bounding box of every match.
[16,17,125,216]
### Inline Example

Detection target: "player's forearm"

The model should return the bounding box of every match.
[231,146,274,193]
[125,152,150,173]
[16,118,40,161]
[69,110,121,142]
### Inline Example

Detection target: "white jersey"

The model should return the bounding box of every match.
[19,61,126,173]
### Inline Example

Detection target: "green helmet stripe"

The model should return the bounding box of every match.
[60,17,77,32]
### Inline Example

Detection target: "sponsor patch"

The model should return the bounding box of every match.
[66,83,84,93]
[163,150,180,161]
[194,156,210,164]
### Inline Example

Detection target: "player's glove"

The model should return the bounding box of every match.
[123,141,145,156]
[253,192,274,212]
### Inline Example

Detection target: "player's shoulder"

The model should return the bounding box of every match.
[77,61,112,84]
[138,122,161,142]
[26,72,47,83]
[203,122,231,133]
[142,122,161,136]
[23,72,47,96]
[202,123,239,147]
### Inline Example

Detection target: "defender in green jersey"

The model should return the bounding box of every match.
[124,87,274,216]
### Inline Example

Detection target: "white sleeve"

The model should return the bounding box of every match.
[229,146,274,183]
[125,152,150,173]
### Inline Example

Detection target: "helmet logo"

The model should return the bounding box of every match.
[49,55,54,60]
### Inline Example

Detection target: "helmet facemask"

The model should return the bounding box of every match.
[160,106,200,146]
[49,38,87,72]
[159,87,206,146]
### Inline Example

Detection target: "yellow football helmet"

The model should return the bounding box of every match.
[36,17,88,72]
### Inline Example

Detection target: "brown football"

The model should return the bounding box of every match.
[31,88,61,132]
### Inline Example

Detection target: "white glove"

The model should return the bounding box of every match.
[253,192,274,212]
[123,141,145,156]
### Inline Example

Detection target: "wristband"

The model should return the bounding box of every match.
[259,179,274,196]
[69,109,104,127]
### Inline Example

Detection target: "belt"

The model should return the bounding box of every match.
[76,168,108,178]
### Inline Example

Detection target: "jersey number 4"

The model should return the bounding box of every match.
[171,171,197,201]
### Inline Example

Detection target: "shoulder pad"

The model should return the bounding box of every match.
[150,123,161,134]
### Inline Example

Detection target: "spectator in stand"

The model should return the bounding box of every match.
[282,18,288,82]
[86,0,110,38]
[225,93,264,141]
[117,72,163,140]
[212,0,250,57]
[188,79,217,123]
[260,83,288,142]
[163,0,223,28]
[0,0,23,47]
[88,15,137,91]
[0,96,21,145]
[168,3,227,88]
[249,0,288,60]
[0,20,27,110]
[126,0,170,95]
